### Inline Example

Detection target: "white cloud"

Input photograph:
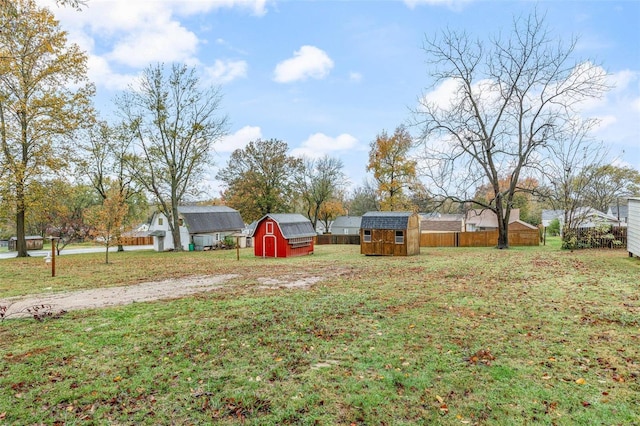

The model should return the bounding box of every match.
[586,69,640,153]
[86,55,137,91]
[217,126,262,153]
[273,46,334,83]
[349,72,363,82]
[204,60,248,84]
[420,78,460,110]
[291,133,359,158]
[37,0,265,93]
[107,22,199,68]
[403,0,473,10]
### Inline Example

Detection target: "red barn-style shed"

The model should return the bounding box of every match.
[251,213,316,258]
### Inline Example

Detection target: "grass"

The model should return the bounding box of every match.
[1,241,639,425]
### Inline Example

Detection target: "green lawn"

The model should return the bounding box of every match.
[1,243,639,425]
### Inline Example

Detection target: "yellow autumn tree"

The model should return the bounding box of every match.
[367,126,419,211]
[317,199,346,234]
[85,186,128,264]
[0,0,95,257]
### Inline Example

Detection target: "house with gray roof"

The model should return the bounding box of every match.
[330,215,362,235]
[148,205,245,251]
[360,211,420,256]
[542,207,622,231]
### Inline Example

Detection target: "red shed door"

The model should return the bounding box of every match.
[263,235,276,257]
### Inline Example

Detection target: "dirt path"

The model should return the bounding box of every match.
[0,274,238,319]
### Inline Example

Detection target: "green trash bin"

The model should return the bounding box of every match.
[188,243,194,251]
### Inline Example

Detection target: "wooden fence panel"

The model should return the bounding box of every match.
[420,233,456,247]
[118,236,153,246]
[458,230,498,247]
[315,234,360,245]
[509,229,540,246]
[421,229,540,248]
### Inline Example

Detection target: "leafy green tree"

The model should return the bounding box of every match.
[367,126,418,211]
[217,139,303,222]
[547,218,561,237]
[415,10,609,248]
[116,63,227,251]
[0,0,94,257]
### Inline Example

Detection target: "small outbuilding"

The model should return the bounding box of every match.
[8,236,44,251]
[628,198,640,258]
[360,211,421,256]
[251,213,315,258]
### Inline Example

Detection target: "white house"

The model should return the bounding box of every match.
[148,205,244,251]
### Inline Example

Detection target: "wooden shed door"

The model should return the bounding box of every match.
[263,235,276,257]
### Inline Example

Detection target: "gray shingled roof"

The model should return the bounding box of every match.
[331,215,362,229]
[178,206,245,234]
[360,211,413,230]
[253,213,316,239]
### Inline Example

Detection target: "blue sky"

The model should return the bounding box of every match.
[40,0,640,198]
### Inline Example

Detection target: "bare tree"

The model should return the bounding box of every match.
[117,63,227,251]
[297,155,348,229]
[536,118,608,233]
[79,120,147,251]
[414,10,609,248]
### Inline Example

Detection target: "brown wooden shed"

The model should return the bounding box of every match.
[360,211,421,256]
[8,236,44,251]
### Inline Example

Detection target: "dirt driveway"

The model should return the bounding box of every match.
[0,273,325,320]
[1,274,238,319]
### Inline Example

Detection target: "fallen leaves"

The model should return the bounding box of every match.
[466,349,495,366]
[435,395,449,415]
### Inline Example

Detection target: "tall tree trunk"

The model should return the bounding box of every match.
[16,206,27,257]
[171,205,183,251]
[15,179,28,257]
[495,196,510,249]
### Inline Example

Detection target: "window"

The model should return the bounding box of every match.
[215,233,220,242]
[158,217,163,226]
[395,230,404,244]
[363,230,371,242]
[266,222,274,234]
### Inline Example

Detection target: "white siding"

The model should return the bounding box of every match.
[628,198,640,257]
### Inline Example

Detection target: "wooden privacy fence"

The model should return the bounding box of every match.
[118,236,153,246]
[315,234,361,245]
[421,229,540,248]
